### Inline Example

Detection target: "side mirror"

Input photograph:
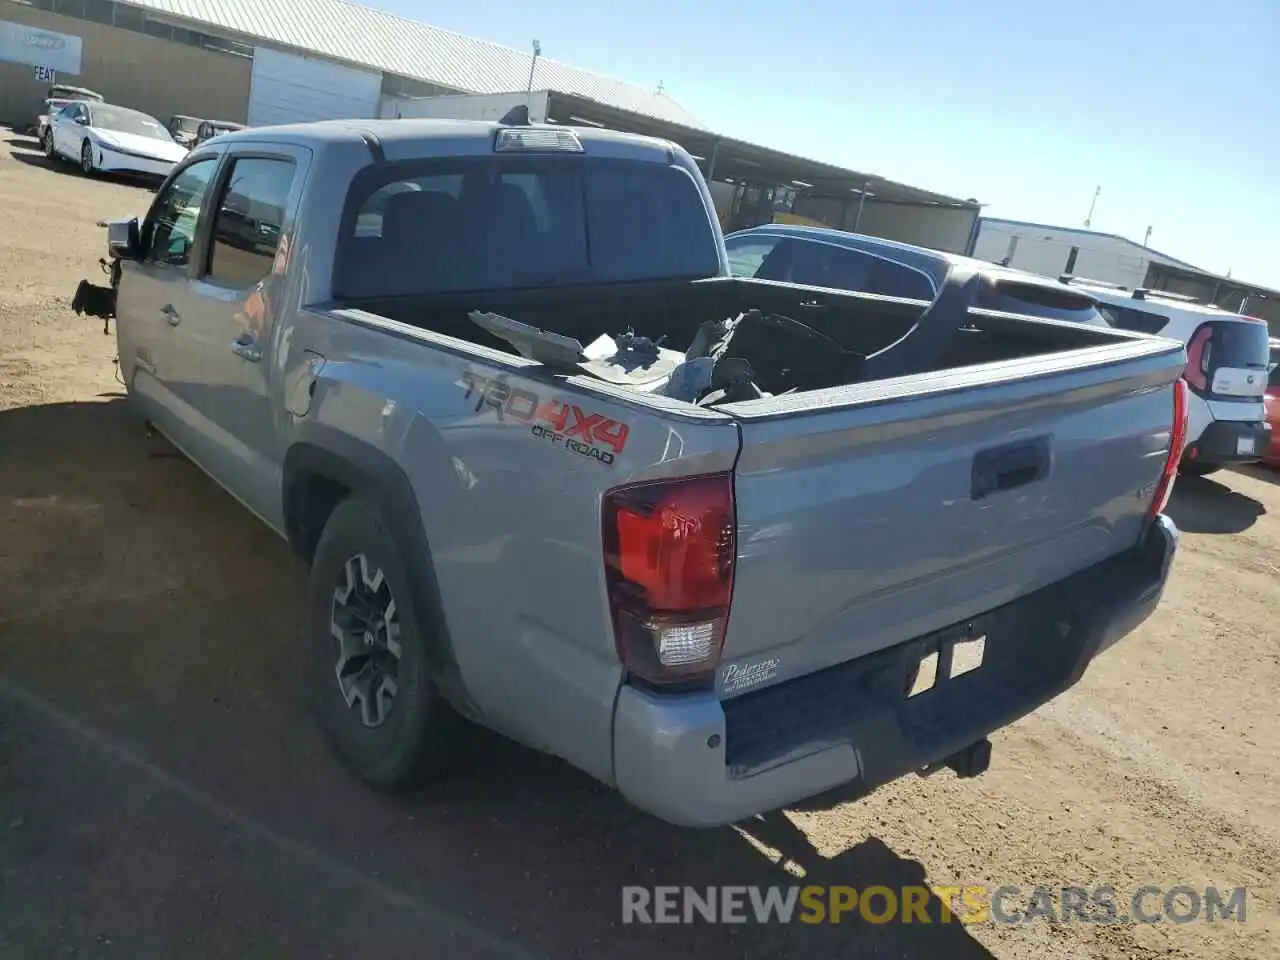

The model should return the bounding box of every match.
[104,217,142,260]
[74,115,89,126]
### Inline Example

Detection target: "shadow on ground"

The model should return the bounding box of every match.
[4,135,42,154]
[6,148,61,172]
[1166,472,1266,534]
[0,399,996,959]
[3,133,159,191]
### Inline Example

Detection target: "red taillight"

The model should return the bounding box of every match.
[602,473,736,687]
[1149,378,1189,519]
[1183,323,1212,391]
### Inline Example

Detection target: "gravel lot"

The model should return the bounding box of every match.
[0,128,1276,960]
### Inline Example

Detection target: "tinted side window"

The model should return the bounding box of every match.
[786,241,870,290]
[770,240,935,300]
[147,158,219,267]
[207,157,296,288]
[863,257,936,300]
[1096,304,1170,334]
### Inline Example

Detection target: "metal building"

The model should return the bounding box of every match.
[971,217,1203,289]
[0,0,981,252]
[972,217,1279,332]
[0,0,701,131]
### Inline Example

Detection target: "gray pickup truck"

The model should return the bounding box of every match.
[73,116,1186,827]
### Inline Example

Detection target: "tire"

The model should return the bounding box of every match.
[80,140,96,176]
[1178,461,1222,477]
[43,132,57,163]
[308,493,461,788]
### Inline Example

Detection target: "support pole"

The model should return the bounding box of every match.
[852,180,870,232]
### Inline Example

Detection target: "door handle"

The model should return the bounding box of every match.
[231,336,262,363]
[161,304,181,326]
[971,436,1051,500]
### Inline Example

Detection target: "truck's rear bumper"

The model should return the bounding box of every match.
[613,515,1178,827]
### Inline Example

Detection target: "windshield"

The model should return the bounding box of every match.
[335,157,721,299]
[89,106,172,141]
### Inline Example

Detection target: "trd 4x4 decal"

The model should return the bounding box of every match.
[460,372,631,466]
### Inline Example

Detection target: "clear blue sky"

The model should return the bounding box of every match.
[376,0,1279,288]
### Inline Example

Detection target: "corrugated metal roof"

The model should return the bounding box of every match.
[119,0,706,128]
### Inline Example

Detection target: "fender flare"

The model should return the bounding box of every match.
[283,427,475,714]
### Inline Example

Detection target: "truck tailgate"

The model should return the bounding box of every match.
[716,339,1185,696]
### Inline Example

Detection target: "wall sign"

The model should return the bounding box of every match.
[0,20,84,74]
[33,64,56,84]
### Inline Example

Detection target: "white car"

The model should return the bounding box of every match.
[45,101,188,179]
[1061,278,1272,475]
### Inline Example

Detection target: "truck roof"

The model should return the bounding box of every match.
[209,118,680,164]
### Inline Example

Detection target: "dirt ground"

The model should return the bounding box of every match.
[0,128,1276,960]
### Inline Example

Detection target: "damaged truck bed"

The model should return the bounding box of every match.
[80,116,1187,827]
[464,261,1117,405]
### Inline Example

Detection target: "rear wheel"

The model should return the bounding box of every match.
[1178,461,1222,477]
[308,494,461,788]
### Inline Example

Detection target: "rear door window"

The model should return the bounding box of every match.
[780,241,936,300]
[784,241,868,290]
[206,157,296,288]
[335,158,720,299]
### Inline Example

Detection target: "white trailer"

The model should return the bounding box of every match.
[381,90,550,123]
[972,218,1198,288]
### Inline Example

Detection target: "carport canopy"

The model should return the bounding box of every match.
[543,90,976,210]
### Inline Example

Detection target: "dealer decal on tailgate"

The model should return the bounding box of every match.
[461,371,631,466]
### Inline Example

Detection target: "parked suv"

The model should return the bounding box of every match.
[1060,279,1272,475]
[725,225,1111,327]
